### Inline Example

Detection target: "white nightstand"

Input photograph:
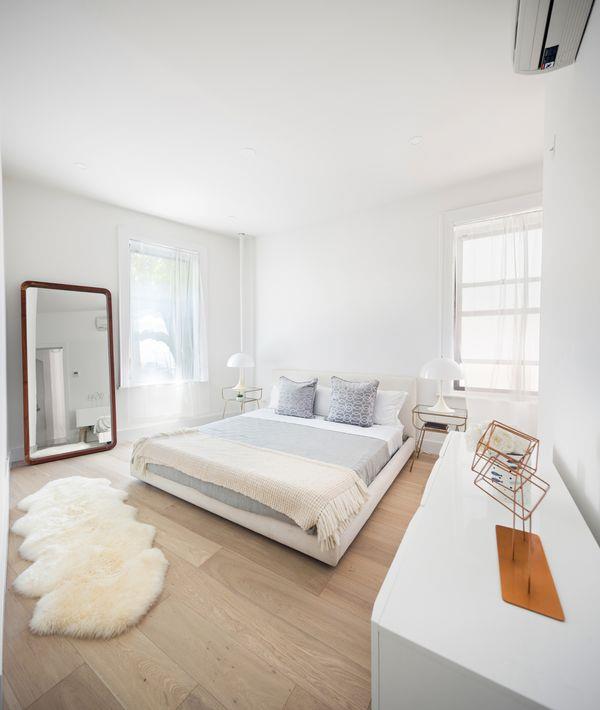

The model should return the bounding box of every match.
[221,386,262,418]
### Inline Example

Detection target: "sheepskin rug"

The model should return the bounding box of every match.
[11,476,168,638]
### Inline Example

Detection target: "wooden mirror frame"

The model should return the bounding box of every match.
[21,280,118,465]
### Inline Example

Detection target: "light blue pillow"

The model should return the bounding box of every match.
[275,376,317,418]
[326,376,379,427]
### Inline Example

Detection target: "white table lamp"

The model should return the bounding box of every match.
[227,352,255,393]
[420,358,462,414]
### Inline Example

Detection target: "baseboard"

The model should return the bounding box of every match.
[9,445,24,465]
[420,438,444,456]
[117,412,222,442]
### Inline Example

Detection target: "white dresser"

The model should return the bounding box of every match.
[371,432,600,710]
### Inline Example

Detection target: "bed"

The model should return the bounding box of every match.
[131,369,416,565]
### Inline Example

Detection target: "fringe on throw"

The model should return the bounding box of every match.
[130,428,200,476]
[317,479,369,551]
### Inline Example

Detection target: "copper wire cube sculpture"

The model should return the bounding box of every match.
[472,420,547,529]
[471,420,564,621]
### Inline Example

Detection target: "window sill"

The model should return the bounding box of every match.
[449,390,538,401]
[118,379,209,390]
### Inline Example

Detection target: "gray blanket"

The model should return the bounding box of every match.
[146,415,394,528]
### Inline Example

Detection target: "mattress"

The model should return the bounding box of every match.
[146,408,404,529]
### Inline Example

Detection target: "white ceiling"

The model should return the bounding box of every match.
[0,0,545,237]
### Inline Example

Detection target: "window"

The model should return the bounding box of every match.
[119,237,208,387]
[453,209,542,393]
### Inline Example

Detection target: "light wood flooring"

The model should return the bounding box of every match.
[3,443,435,710]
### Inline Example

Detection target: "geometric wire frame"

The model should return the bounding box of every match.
[472,420,549,523]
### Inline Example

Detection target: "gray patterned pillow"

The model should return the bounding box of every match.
[326,376,379,427]
[275,376,317,418]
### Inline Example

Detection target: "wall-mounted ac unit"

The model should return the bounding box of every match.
[513,0,595,74]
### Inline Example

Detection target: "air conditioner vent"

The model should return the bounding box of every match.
[513,0,595,74]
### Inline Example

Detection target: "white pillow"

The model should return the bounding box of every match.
[268,384,279,409]
[373,389,408,426]
[314,385,406,425]
[314,386,331,417]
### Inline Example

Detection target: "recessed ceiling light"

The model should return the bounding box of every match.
[241,147,256,158]
[409,135,423,146]
[227,215,237,220]
[74,162,88,169]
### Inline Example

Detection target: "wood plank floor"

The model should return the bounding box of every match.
[3,443,435,710]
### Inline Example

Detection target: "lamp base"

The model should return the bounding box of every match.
[232,369,247,394]
[496,525,564,621]
[427,394,455,414]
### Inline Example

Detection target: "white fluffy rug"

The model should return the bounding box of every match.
[12,476,168,638]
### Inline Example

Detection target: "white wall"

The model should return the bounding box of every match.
[0,148,8,691]
[538,6,600,542]
[3,176,240,458]
[255,164,542,422]
[240,234,256,358]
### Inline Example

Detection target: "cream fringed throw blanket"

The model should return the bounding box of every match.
[131,430,368,550]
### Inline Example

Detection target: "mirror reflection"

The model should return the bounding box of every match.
[24,285,115,461]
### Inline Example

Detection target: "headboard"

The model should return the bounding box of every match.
[271,369,417,438]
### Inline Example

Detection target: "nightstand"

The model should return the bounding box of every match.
[410,404,467,470]
[221,386,262,418]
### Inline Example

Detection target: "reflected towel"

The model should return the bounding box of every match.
[94,415,112,434]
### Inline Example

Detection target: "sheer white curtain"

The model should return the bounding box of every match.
[454,210,542,430]
[125,239,208,387]
[41,348,67,443]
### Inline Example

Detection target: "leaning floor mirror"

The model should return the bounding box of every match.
[21,281,117,464]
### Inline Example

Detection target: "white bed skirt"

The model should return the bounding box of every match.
[132,436,415,566]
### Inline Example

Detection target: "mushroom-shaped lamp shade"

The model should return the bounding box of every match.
[227,352,255,392]
[420,358,462,414]
[227,352,255,369]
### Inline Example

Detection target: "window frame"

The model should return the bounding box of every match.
[440,193,542,396]
[117,229,208,389]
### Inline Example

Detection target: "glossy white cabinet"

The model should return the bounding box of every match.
[371,433,600,710]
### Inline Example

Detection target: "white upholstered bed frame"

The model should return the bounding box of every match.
[137,369,416,566]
